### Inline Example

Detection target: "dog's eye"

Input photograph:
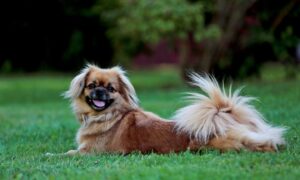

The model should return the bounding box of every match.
[87,83,96,89]
[107,86,116,93]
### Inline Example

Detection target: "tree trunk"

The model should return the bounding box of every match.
[181,0,257,77]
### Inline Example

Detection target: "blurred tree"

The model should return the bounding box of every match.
[245,0,300,78]
[94,0,220,68]
[95,0,260,78]
[194,0,258,78]
[1,0,299,77]
[95,0,300,79]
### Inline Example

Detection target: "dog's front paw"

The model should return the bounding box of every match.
[65,149,79,155]
[45,150,79,156]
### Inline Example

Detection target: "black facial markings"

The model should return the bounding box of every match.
[86,80,117,94]
[107,83,116,93]
[87,83,96,89]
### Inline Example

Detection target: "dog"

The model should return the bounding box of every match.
[62,64,286,155]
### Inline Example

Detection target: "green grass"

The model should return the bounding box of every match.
[0,68,300,179]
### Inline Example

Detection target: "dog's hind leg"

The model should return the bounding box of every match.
[207,136,244,152]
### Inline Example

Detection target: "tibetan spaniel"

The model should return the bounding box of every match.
[59,64,286,155]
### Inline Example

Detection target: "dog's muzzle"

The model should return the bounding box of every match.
[86,87,114,111]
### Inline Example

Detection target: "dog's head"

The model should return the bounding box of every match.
[64,64,138,119]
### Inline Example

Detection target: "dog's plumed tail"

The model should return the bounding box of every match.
[173,73,286,150]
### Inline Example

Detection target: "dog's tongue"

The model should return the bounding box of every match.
[93,100,105,108]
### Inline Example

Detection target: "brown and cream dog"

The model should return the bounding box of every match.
[61,64,286,155]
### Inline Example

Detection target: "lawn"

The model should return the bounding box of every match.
[0,67,300,179]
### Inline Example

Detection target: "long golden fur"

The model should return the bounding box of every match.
[61,64,286,155]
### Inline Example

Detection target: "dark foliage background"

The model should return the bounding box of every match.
[0,0,299,78]
[0,0,113,72]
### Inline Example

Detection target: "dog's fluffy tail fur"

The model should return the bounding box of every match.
[173,73,286,150]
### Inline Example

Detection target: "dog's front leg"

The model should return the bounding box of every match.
[66,143,94,155]
[64,146,91,155]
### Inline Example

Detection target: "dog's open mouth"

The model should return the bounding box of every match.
[87,97,114,111]
[92,99,106,108]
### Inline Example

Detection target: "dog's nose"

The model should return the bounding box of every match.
[92,87,109,100]
[96,87,106,95]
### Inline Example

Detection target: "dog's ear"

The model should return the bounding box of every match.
[64,65,91,99]
[112,66,139,108]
